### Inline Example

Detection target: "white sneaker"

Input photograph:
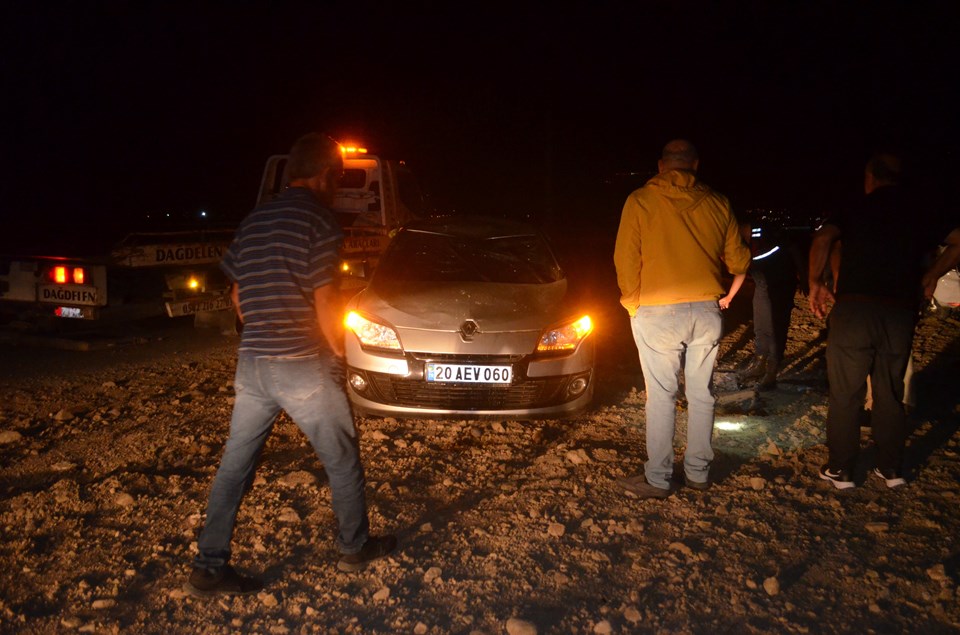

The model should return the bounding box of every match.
[873,468,906,488]
[819,465,855,489]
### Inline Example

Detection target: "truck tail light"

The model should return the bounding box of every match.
[49,265,87,285]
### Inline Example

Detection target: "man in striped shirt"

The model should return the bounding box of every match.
[186,133,396,597]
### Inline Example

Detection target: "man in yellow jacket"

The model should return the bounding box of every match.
[614,139,751,498]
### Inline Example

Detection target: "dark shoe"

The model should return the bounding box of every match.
[685,477,711,491]
[617,474,671,499]
[184,564,263,597]
[338,535,398,572]
[737,355,768,383]
[873,468,906,489]
[757,363,778,391]
[819,464,855,490]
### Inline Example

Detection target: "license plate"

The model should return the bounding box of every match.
[165,294,233,317]
[425,363,512,384]
[55,306,92,319]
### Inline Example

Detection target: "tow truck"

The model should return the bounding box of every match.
[256,143,424,292]
[0,142,423,331]
[0,224,237,331]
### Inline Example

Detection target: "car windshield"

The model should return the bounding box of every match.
[375,229,563,284]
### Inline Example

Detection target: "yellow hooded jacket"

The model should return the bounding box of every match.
[613,169,751,315]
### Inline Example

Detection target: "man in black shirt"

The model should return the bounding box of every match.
[808,152,960,489]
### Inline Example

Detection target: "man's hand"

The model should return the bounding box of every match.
[314,284,346,358]
[807,225,840,319]
[808,280,835,319]
[230,282,244,323]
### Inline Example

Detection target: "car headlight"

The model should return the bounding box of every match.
[537,315,593,352]
[344,311,402,351]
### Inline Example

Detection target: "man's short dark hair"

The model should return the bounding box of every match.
[866,152,902,185]
[287,133,341,180]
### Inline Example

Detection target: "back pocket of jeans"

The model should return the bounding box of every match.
[273,357,325,401]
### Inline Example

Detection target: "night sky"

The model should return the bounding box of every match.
[3,2,958,249]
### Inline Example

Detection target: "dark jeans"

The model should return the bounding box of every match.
[825,300,915,473]
[751,269,796,363]
[194,353,369,569]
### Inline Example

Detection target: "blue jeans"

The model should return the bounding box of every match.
[195,353,369,569]
[630,301,723,488]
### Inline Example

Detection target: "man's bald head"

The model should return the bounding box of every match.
[659,139,700,174]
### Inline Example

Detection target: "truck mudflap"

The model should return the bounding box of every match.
[165,292,233,318]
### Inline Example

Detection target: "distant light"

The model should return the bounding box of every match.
[715,420,745,431]
[200,210,208,218]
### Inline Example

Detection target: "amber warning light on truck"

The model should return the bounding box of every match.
[338,144,367,156]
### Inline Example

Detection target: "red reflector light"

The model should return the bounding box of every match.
[73,267,85,284]
[53,266,68,284]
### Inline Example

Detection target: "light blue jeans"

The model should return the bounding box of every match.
[195,353,369,569]
[630,301,722,489]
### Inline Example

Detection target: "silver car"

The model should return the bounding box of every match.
[343,216,595,418]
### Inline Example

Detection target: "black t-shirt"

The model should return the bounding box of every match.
[828,185,950,303]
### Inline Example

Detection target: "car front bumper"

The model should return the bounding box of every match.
[344,340,595,419]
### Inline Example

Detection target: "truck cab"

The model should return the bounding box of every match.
[256,144,424,291]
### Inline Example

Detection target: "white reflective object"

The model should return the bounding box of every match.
[715,420,745,431]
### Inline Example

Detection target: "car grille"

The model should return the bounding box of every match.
[366,373,569,410]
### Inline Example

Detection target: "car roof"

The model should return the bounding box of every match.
[401,215,539,239]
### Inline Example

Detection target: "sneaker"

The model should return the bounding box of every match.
[337,535,398,572]
[873,468,906,488]
[617,474,671,499]
[684,477,711,491]
[184,564,263,598]
[819,464,855,490]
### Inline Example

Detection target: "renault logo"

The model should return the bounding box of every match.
[459,320,479,341]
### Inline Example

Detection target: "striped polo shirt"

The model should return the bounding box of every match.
[221,187,343,356]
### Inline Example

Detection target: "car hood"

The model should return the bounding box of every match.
[355,279,570,332]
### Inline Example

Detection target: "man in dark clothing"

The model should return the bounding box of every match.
[186,133,396,597]
[808,152,960,489]
[738,217,809,390]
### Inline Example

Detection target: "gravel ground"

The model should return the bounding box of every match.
[1,296,959,634]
